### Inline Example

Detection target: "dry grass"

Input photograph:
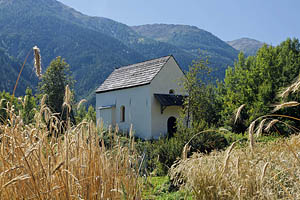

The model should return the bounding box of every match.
[170,135,300,199]
[0,100,141,199]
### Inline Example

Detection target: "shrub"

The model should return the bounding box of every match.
[179,129,229,154]
[136,128,229,176]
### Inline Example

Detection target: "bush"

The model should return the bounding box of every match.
[152,136,185,176]
[96,126,229,176]
[136,128,229,176]
[180,129,229,154]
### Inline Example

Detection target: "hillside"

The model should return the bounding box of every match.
[0,48,37,96]
[0,0,146,100]
[0,0,239,103]
[227,38,264,56]
[132,24,239,77]
[71,17,195,69]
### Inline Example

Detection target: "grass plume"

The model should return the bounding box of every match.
[264,119,279,132]
[33,46,42,78]
[272,101,300,112]
[234,104,245,124]
[77,99,87,110]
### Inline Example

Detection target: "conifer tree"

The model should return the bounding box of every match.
[38,56,75,123]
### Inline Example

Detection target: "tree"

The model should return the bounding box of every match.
[221,38,300,133]
[178,58,221,132]
[38,56,75,123]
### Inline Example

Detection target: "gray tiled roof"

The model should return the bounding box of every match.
[96,56,171,93]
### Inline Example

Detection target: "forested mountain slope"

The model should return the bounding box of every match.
[132,24,239,77]
[0,0,146,100]
[0,48,37,96]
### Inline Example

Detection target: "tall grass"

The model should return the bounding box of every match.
[0,98,141,199]
[170,135,300,199]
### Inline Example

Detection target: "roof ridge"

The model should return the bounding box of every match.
[115,55,171,71]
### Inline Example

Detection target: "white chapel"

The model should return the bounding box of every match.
[95,55,186,139]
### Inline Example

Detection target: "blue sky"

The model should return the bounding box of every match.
[58,0,300,45]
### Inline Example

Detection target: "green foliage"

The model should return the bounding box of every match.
[221,131,282,149]
[38,57,75,121]
[142,176,192,200]
[21,88,36,124]
[85,105,96,123]
[182,130,229,154]
[137,130,228,176]
[75,105,96,123]
[0,89,37,125]
[100,128,228,176]
[178,58,222,132]
[0,91,20,123]
[148,137,184,176]
[222,38,300,133]
[75,105,87,123]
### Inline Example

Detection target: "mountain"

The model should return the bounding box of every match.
[0,48,37,96]
[132,24,239,77]
[0,0,239,104]
[73,17,196,69]
[227,38,264,56]
[0,0,146,100]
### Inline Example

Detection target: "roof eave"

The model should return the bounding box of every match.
[95,82,150,94]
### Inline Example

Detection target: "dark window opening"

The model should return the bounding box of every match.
[167,116,177,137]
[120,106,125,122]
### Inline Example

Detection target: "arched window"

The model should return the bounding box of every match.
[169,89,175,94]
[120,106,125,122]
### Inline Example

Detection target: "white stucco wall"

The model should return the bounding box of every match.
[99,107,115,126]
[96,85,152,139]
[150,57,186,138]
